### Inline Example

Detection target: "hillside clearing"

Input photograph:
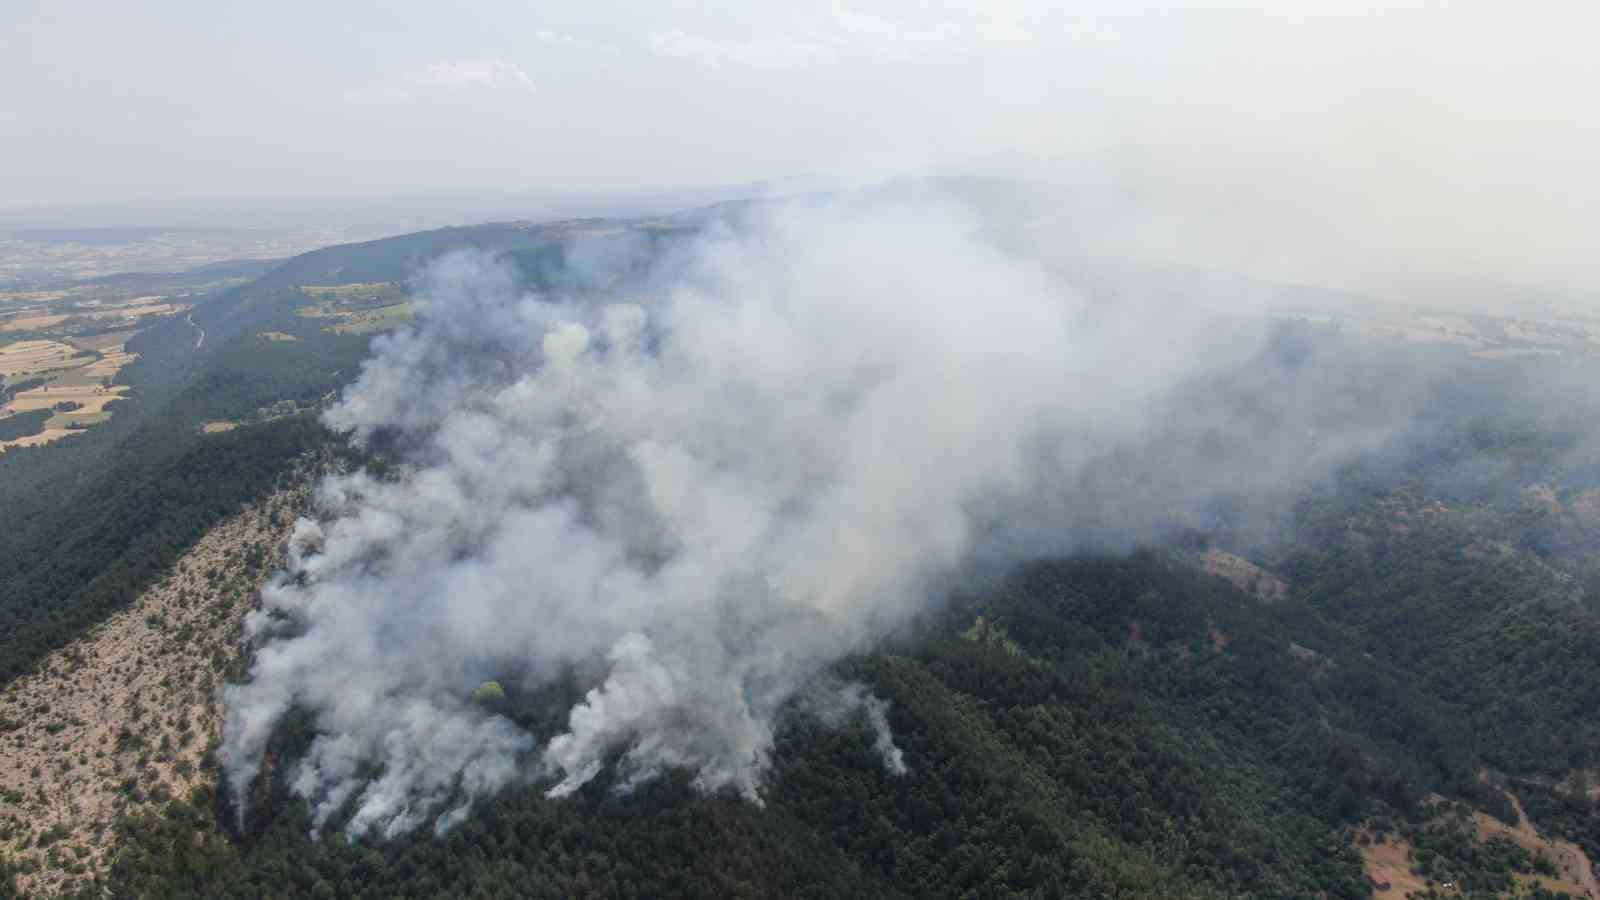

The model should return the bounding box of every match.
[1355,829,1433,899]
[1199,549,1289,603]
[293,281,414,334]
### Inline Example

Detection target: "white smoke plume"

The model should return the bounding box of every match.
[221,193,1426,837]
[799,680,909,777]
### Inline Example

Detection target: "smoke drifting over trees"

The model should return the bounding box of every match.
[220,193,1444,837]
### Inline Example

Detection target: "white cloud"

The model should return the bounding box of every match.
[649,29,840,70]
[534,28,620,55]
[411,58,536,93]
[346,57,537,105]
[341,85,414,105]
[826,11,969,61]
[648,7,1020,70]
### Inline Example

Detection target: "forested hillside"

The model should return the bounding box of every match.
[3,205,1600,899]
[65,395,1600,897]
[93,486,1600,898]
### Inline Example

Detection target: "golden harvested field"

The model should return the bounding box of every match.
[0,340,94,378]
[0,427,86,451]
[80,348,135,381]
[4,384,127,416]
[0,334,140,449]
[0,314,70,332]
[0,483,310,896]
[200,421,240,433]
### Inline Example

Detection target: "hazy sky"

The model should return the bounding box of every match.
[5,0,1598,303]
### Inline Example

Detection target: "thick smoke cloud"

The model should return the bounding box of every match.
[221,195,1430,837]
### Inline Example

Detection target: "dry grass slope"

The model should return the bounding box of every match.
[1472,790,1599,899]
[1355,790,1598,900]
[0,480,311,896]
[1354,827,1431,899]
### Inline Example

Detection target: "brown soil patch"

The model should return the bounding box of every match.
[1200,549,1288,603]
[1355,829,1431,899]
[200,421,240,434]
[0,482,310,896]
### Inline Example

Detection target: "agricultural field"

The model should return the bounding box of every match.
[0,225,348,285]
[293,281,414,334]
[0,283,196,341]
[0,335,134,450]
[0,276,197,450]
[0,265,246,448]
[0,341,94,379]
